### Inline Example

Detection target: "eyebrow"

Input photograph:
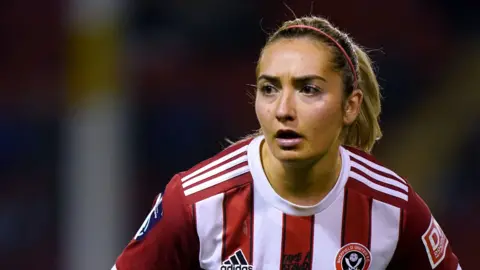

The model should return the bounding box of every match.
[257,74,327,83]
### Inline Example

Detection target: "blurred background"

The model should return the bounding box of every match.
[0,0,478,269]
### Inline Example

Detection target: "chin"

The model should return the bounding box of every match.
[271,146,317,167]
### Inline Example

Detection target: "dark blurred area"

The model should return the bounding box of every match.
[0,0,478,269]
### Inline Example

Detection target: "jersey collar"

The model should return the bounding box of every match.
[247,135,351,216]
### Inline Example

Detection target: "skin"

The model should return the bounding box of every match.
[255,37,363,206]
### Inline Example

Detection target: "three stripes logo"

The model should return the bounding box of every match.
[221,250,253,270]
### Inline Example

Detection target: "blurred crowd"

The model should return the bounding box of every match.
[0,0,478,269]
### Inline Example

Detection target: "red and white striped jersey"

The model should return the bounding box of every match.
[113,136,461,270]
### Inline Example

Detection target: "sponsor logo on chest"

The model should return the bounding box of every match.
[221,249,253,270]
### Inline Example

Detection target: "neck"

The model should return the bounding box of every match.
[261,140,343,206]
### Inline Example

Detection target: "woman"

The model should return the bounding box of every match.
[112,16,461,270]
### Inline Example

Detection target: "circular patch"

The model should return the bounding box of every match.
[335,243,372,270]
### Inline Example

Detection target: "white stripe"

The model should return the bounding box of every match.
[347,150,406,183]
[370,199,401,270]
[111,265,117,270]
[196,193,225,270]
[183,155,247,188]
[350,171,409,201]
[182,145,248,182]
[234,253,242,264]
[252,190,283,269]
[351,161,409,192]
[457,264,462,270]
[312,191,344,269]
[184,166,249,196]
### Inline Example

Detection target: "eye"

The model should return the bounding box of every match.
[258,84,277,95]
[300,85,321,95]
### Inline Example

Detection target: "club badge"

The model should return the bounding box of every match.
[335,243,371,270]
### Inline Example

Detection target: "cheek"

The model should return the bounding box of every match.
[255,98,278,136]
[255,98,269,125]
[304,99,344,133]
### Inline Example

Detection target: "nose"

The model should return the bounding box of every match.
[275,88,296,123]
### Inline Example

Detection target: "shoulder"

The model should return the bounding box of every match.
[343,146,430,212]
[343,146,411,209]
[343,146,459,268]
[167,137,254,205]
[342,146,444,225]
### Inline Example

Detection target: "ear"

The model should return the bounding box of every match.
[343,89,363,125]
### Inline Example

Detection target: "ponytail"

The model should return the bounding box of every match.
[342,46,382,153]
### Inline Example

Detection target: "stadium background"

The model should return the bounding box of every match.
[0,0,478,269]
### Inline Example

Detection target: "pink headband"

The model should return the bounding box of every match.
[285,25,358,88]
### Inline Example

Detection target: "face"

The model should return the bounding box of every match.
[255,37,361,163]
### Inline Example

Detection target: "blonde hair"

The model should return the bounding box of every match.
[342,45,382,152]
[243,16,382,153]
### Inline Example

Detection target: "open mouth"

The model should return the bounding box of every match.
[274,130,304,149]
[275,129,303,139]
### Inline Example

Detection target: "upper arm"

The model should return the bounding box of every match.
[113,174,200,270]
[388,190,460,270]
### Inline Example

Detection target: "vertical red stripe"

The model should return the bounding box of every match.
[191,204,197,237]
[221,184,253,263]
[280,214,315,270]
[341,189,372,248]
[190,204,201,269]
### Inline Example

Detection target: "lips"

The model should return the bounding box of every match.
[274,129,303,148]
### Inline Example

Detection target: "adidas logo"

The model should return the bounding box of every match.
[220,250,253,270]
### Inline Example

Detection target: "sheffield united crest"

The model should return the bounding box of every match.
[335,243,371,270]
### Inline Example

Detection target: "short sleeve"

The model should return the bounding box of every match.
[112,174,200,270]
[388,190,461,269]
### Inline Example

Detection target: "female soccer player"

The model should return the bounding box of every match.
[112,16,461,270]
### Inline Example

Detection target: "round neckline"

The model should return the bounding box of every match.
[247,135,350,216]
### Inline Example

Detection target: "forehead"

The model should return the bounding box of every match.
[258,37,333,78]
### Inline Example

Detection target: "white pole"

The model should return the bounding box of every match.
[60,0,130,269]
